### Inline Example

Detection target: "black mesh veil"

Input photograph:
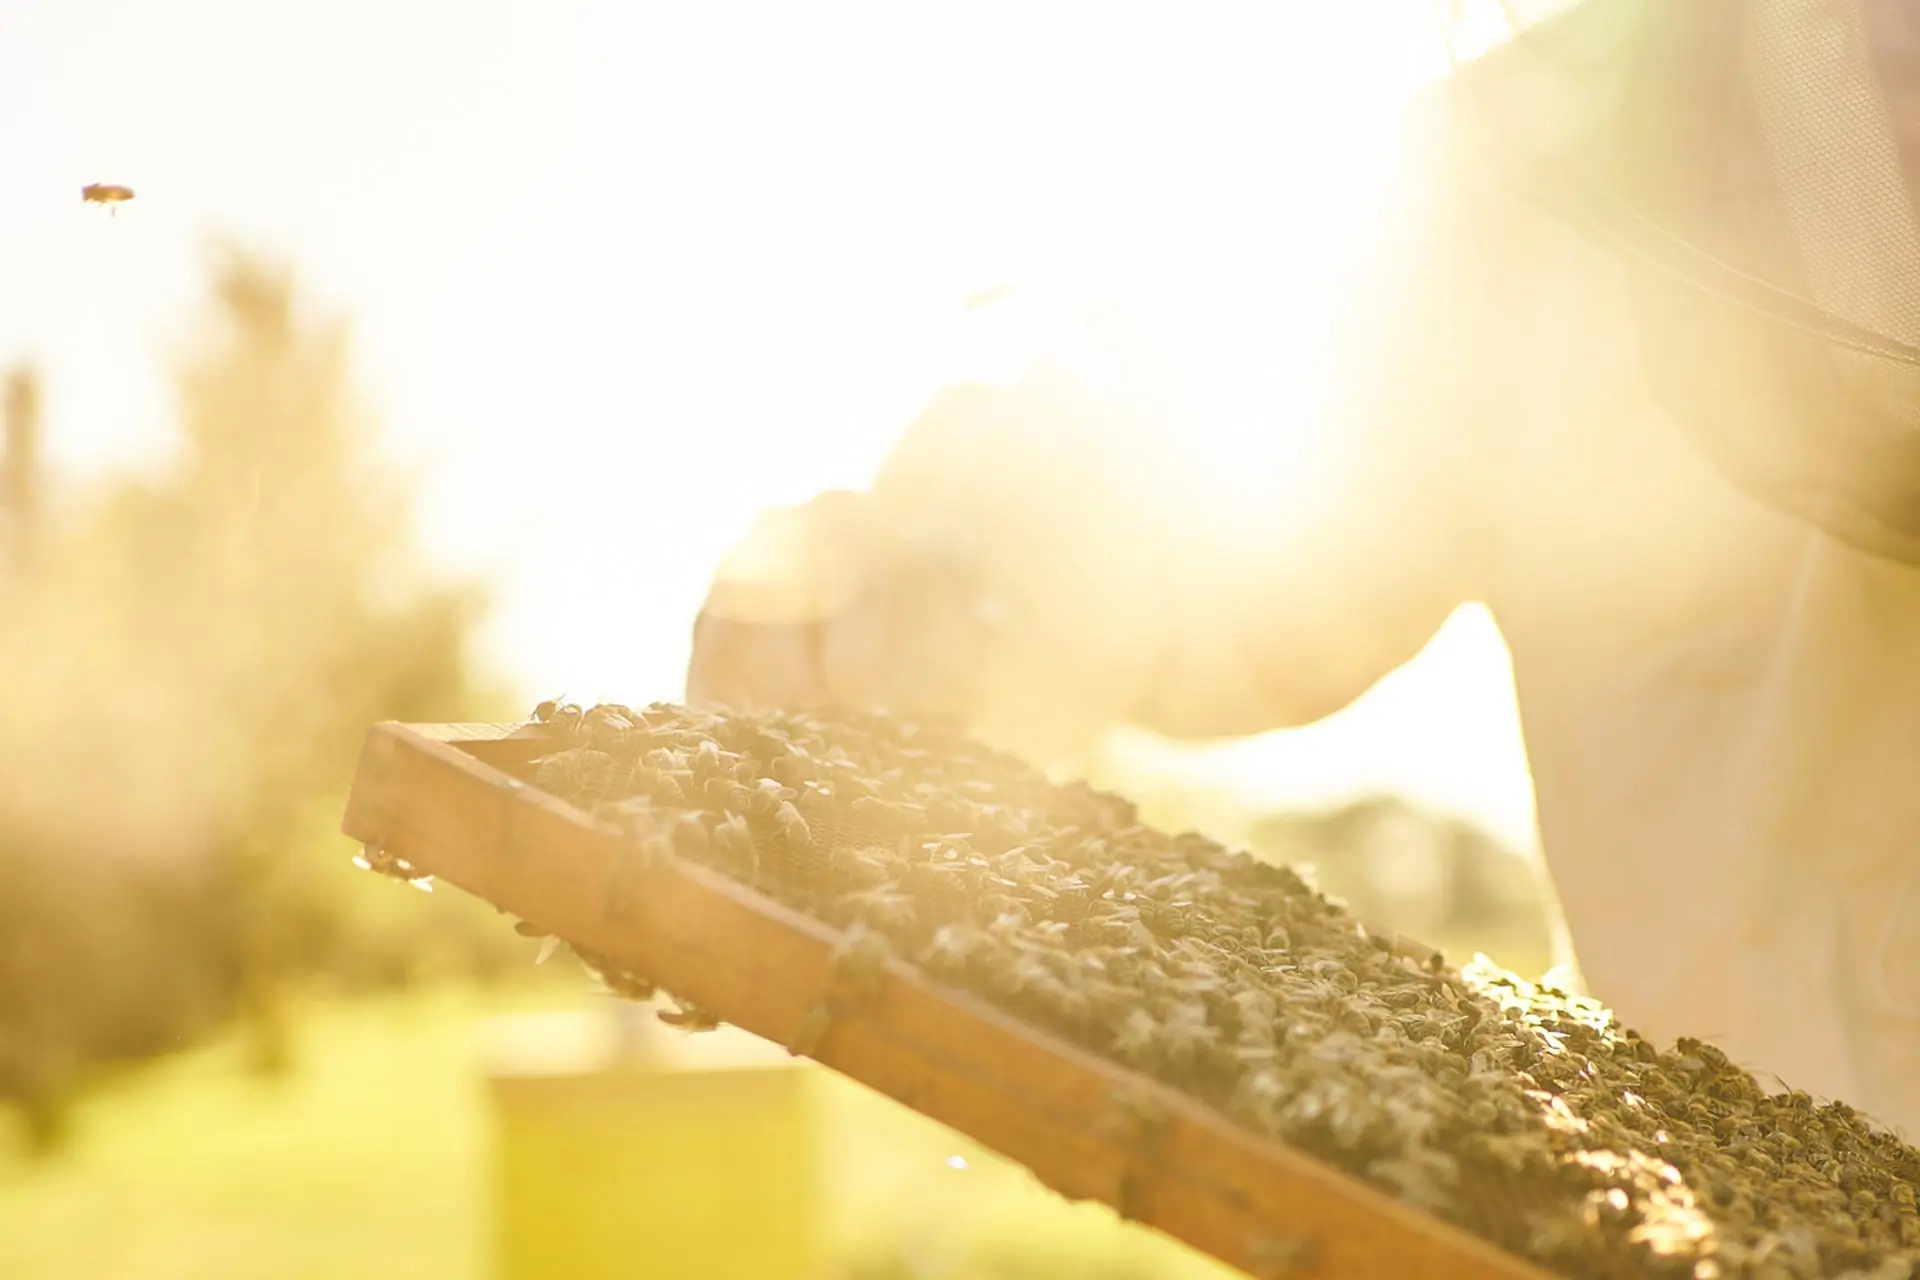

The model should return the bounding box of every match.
[1441,0,1920,565]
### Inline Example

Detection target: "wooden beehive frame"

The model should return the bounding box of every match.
[342,721,1555,1280]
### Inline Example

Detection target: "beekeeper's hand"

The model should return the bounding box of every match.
[684,486,994,726]
[685,367,1178,763]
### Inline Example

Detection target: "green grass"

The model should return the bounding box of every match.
[0,982,591,1280]
[0,981,1238,1280]
[0,944,1565,1280]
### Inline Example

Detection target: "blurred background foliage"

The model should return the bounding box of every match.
[0,246,527,1151]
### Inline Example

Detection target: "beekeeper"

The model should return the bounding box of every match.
[685,1,1920,1137]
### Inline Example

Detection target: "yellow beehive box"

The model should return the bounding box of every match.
[486,1010,820,1280]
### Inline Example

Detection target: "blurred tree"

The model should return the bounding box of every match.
[0,247,521,1147]
[139,250,501,1071]
[1,364,42,580]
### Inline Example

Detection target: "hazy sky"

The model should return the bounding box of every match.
[0,0,1539,848]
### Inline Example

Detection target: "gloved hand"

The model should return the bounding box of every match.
[685,487,998,725]
[685,366,1177,764]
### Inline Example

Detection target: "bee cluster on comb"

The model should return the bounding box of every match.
[456,701,1920,1279]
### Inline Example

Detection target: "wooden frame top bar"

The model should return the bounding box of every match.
[342,720,1554,1280]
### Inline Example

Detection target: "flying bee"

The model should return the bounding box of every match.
[81,183,135,216]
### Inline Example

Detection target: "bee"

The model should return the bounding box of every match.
[1244,1233,1319,1280]
[542,703,586,741]
[770,751,813,787]
[649,770,691,806]
[81,182,135,216]
[1108,1008,1162,1068]
[352,843,433,892]
[750,776,796,809]
[788,1002,833,1058]
[775,800,811,853]
[510,917,561,957]
[843,885,916,935]
[1147,1010,1217,1080]
[826,922,893,1005]
[644,746,688,773]
[657,995,721,1032]
[919,924,985,977]
[668,811,709,858]
[575,949,657,1002]
[585,705,637,752]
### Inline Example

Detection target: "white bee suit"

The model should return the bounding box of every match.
[1143,72,1920,1136]
[690,15,1920,1136]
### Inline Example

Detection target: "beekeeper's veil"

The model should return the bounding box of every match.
[1447,0,1920,564]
